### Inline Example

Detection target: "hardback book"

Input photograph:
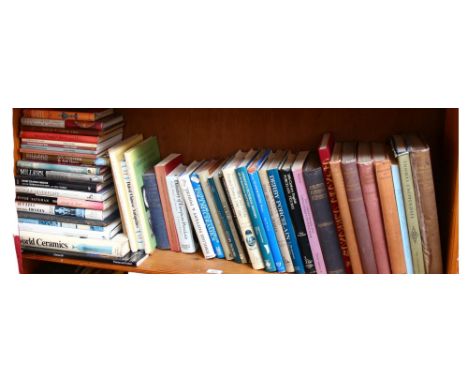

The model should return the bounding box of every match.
[108,134,144,252]
[20,147,113,160]
[124,137,161,254]
[166,164,197,253]
[391,135,425,274]
[248,150,286,272]
[23,108,114,121]
[318,133,352,273]
[280,151,317,274]
[15,185,115,202]
[179,161,217,259]
[303,152,345,274]
[20,126,124,144]
[267,151,305,274]
[236,150,277,272]
[223,151,265,270]
[357,142,391,274]
[154,154,184,252]
[17,167,111,183]
[191,162,225,259]
[329,143,363,274]
[292,151,327,274]
[15,177,111,193]
[21,114,124,130]
[18,216,121,233]
[390,157,414,274]
[17,160,108,175]
[197,160,234,260]
[21,152,110,166]
[45,196,116,211]
[259,152,295,272]
[143,170,170,250]
[372,143,407,274]
[17,210,120,227]
[210,158,247,263]
[406,134,443,274]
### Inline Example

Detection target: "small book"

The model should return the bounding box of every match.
[23,108,114,121]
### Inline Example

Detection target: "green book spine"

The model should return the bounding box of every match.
[397,153,425,273]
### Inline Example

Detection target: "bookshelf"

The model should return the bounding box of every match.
[12,108,459,274]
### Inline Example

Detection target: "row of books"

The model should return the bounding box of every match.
[15,109,146,266]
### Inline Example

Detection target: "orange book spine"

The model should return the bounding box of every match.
[23,109,97,121]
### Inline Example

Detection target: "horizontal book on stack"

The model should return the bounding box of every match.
[16,109,143,266]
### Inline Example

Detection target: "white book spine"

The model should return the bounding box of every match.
[21,117,65,128]
[166,174,197,253]
[18,222,122,240]
[22,139,98,148]
[179,173,216,259]
[15,185,111,201]
[222,168,265,270]
[16,201,106,220]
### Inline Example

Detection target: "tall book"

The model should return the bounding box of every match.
[124,137,161,254]
[406,134,443,274]
[318,133,352,273]
[391,135,425,274]
[292,151,327,274]
[329,143,363,274]
[372,143,407,274]
[155,154,184,252]
[357,142,391,274]
[341,142,378,274]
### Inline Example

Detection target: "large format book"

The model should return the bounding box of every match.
[318,133,352,273]
[248,150,286,272]
[357,142,391,274]
[17,167,111,183]
[237,150,277,272]
[23,108,114,121]
[391,135,425,274]
[406,134,443,274]
[20,126,124,144]
[280,151,317,274]
[17,160,108,175]
[197,160,234,260]
[166,164,197,253]
[18,215,121,232]
[341,143,378,273]
[22,152,110,166]
[179,162,216,259]
[15,176,111,193]
[267,151,305,274]
[17,210,120,227]
[143,171,170,250]
[292,151,327,274]
[108,134,144,252]
[372,143,407,274]
[21,114,124,130]
[124,137,161,254]
[15,185,115,202]
[329,143,363,274]
[303,152,345,274]
[154,154,184,252]
[223,151,265,270]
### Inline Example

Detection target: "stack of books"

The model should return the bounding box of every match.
[15,109,144,266]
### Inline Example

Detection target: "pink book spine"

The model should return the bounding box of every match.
[57,197,104,210]
[292,168,327,274]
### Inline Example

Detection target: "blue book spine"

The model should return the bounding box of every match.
[17,218,105,231]
[267,168,305,274]
[208,177,241,262]
[391,164,414,274]
[249,170,286,272]
[190,172,225,259]
[142,171,170,250]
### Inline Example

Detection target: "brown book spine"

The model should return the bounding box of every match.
[374,160,407,273]
[341,161,378,273]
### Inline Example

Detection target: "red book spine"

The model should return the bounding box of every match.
[23,109,99,121]
[20,131,99,144]
[14,234,24,274]
[64,120,104,129]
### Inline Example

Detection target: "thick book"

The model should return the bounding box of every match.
[21,152,110,166]
[154,154,184,252]
[143,170,170,250]
[318,133,352,273]
[23,108,114,121]
[406,134,443,274]
[329,143,363,274]
[21,114,124,130]
[372,143,407,274]
[20,125,124,144]
[248,150,286,272]
[17,160,108,175]
[391,135,425,274]
[280,152,317,274]
[267,151,305,274]
[237,150,277,272]
[15,176,111,193]
[20,147,111,160]
[18,216,121,233]
[292,151,327,274]
[122,159,144,250]
[124,137,161,254]
[17,210,120,227]
[15,185,115,202]
[55,196,116,211]
[17,167,111,183]
[303,152,345,274]
[341,142,378,274]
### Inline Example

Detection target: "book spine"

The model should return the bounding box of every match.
[280,169,317,274]
[15,177,102,192]
[20,130,99,143]
[166,175,197,253]
[267,168,305,274]
[15,201,105,220]
[397,153,425,273]
[409,149,443,274]
[191,172,225,259]
[18,223,121,240]
[179,173,216,259]
[292,168,327,274]
[21,117,66,128]
[142,173,171,250]
[16,193,57,204]
[236,167,276,272]
[22,138,98,148]
[303,168,345,274]
[391,164,414,274]
[18,217,106,231]
[17,160,102,175]
[17,168,106,183]
[21,153,108,166]
[23,109,97,121]
[15,185,109,202]
[56,197,108,211]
